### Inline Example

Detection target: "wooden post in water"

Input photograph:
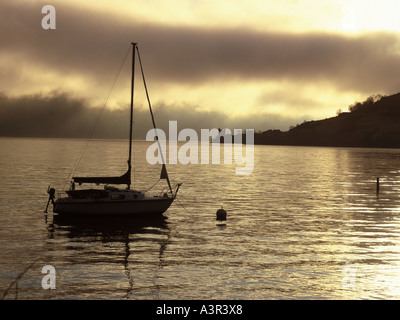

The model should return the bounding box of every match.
[376,177,380,194]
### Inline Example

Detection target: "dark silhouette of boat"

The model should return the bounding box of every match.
[45,43,181,216]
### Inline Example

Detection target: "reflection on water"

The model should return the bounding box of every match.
[43,214,171,299]
[2,138,400,299]
[50,214,168,239]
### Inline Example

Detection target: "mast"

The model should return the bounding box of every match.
[128,42,137,189]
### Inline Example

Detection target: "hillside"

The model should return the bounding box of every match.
[253,92,400,148]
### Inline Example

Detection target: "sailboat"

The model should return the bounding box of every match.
[45,43,181,216]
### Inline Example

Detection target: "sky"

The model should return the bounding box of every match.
[1,0,400,138]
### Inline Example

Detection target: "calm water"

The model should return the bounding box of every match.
[1,137,400,300]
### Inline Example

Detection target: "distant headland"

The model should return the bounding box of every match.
[249,92,400,148]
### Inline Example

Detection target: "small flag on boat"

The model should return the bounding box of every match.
[160,164,168,180]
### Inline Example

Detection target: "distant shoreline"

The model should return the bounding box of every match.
[4,91,400,150]
[241,92,400,149]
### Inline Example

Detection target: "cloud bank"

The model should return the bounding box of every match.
[1,2,400,137]
[2,2,399,91]
[0,92,299,139]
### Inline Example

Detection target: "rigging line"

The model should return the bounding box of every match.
[1,258,40,300]
[136,46,173,194]
[65,45,132,185]
[144,178,161,192]
[176,196,194,216]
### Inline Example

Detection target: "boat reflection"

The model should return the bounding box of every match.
[50,214,169,238]
[46,214,171,299]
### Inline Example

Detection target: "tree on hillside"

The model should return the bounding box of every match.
[348,94,383,112]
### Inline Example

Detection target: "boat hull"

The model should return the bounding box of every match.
[53,197,174,216]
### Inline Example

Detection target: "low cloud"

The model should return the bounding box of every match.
[0,92,301,139]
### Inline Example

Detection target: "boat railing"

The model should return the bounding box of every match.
[155,183,182,199]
